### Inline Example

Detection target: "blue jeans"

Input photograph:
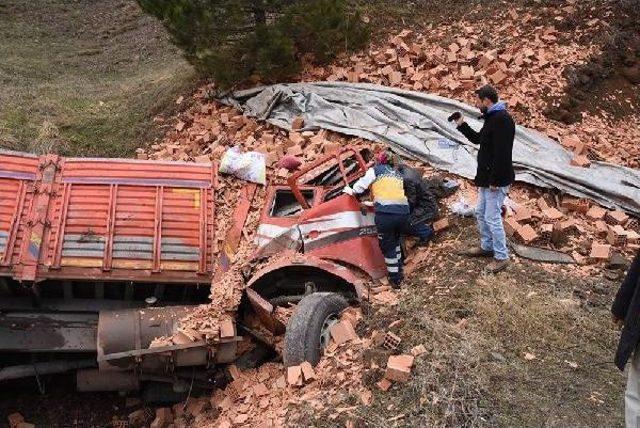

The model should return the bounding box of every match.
[476,186,509,260]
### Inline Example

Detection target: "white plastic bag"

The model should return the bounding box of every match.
[219,146,266,185]
[450,196,476,217]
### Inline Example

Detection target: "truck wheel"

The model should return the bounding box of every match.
[283,292,348,367]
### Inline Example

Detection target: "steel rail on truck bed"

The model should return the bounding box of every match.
[0,150,218,284]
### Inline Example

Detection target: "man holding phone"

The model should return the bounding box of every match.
[452,84,516,273]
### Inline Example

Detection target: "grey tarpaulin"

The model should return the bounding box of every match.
[222,81,640,216]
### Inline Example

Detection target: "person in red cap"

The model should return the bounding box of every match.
[343,150,410,287]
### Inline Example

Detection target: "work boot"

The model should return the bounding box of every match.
[460,246,494,257]
[390,277,403,289]
[415,238,432,248]
[485,259,509,274]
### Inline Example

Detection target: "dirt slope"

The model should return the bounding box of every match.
[0,0,194,157]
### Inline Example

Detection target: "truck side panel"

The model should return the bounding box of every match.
[0,151,217,284]
[0,151,39,276]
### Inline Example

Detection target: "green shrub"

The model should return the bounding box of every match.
[137,0,369,87]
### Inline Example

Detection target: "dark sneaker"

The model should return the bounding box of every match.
[460,246,494,257]
[485,259,509,274]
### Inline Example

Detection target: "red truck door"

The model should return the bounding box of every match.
[297,194,387,280]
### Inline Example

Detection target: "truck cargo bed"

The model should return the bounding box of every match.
[0,150,217,285]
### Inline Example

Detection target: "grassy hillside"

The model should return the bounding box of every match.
[0,0,195,157]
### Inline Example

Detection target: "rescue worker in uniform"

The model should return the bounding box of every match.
[343,150,410,287]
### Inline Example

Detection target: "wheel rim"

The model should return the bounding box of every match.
[319,313,339,351]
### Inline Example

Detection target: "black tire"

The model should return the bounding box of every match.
[283,292,348,367]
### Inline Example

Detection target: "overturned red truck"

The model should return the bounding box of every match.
[0,147,389,395]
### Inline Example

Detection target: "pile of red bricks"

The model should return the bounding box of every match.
[169,308,373,427]
[295,4,639,169]
[500,187,638,264]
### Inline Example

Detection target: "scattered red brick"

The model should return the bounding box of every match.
[543,207,564,221]
[607,210,630,225]
[570,155,591,168]
[376,378,392,391]
[586,206,607,220]
[410,344,427,356]
[607,225,628,247]
[300,361,317,382]
[382,331,402,350]
[287,365,303,386]
[504,217,521,237]
[329,320,358,345]
[513,206,533,223]
[219,317,235,338]
[516,224,539,244]
[385,354,415,383]
[561,197,590,214]
[433,217,450,232]
[590,243,611,261]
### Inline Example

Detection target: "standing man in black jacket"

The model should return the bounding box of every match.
[454,85,516,273]
[612,249,640,427]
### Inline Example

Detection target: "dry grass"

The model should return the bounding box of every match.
[0,0,195,157]
[296,218,624,427]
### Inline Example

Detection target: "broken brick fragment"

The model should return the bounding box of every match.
[595,220,609,236]
[376,378,392,391]
[586,206,607,220]
[543,207,564,221]
[193,154,210,164]
[570,155,591,167]
[385,354,415,383]
[287,365,303,386]
[516,224,539,244]
[300,361,316,382]
[561,197,590,214]
[607,225,627,247]
[291,116,305,130]
[329,320,358,345]
[433,217,449,232]
[219,317,235,338]
[185,397,209,416]
[504,217,520,237]
[513,206,533,223]
[590,243,611,261]
[410,344,427,356]
[606,210,629,225]
[322,141,342,154]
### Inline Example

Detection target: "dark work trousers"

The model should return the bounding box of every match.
[407,222,434,241]
[375,212,410,285]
